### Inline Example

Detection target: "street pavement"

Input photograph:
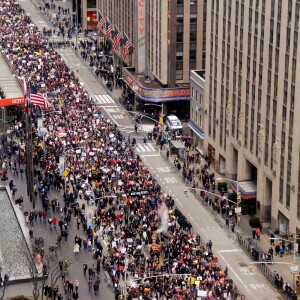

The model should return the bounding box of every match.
[2,0,289,299]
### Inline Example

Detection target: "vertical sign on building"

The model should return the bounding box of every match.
[136,0,146,73]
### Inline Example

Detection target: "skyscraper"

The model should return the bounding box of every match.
[95,0,206,116]
[204,0,300,236]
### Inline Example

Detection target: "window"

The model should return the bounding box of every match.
[190,31,197,42]
[190,50,196,60]
[177,0,184,4]
[177,14,183,24]
[196,90,198,101]
[176,51,183,61]
[176,70,183,80]
[190,14,197,24]
[192,87,194,97]
[177,32,183,43]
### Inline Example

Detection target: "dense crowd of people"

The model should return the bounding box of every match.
[0,1,240,299]
[2,0,298,300]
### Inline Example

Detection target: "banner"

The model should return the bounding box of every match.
[0,96,25,107]
[59,156,65,176]
[86,203,93,227]
[37,118,43,137]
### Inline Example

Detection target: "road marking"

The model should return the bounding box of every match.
[218,249,243,253]
[92,94,115,104]
[157,167,171,173]
[250,284,265,289]
[176,199,183,207]
[188,213,194,221]
[218,252,250,292]
[239,266,255,276]
[136,143,156,153]
[142,154,160,157]
[103,107,119,125]
[164,177,177,184]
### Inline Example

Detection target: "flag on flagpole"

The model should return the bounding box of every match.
[30,85,47,109]
[122,34,132,61]
[112,25,122,52]
[105,20,113,41]
[97,13,105,37]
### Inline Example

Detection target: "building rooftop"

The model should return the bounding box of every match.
[194,70,206,80]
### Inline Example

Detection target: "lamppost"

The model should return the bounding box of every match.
[216,177,240,200]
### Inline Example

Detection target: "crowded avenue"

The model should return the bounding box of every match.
[0,0,291,300]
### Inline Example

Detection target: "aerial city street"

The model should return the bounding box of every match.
[0,0,300,300]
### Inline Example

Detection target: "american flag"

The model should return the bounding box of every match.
[30,85,48,109]
[97,13,105,37]
[105,20,113,41]
[112,26,122,52]
[122,34,132,61]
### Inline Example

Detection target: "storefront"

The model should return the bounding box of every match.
[187,120,204,154]
[122,68,190,117]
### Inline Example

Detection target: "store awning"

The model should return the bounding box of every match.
[231,181,257,200]
[188,120,205,139]
[170,140,185,149]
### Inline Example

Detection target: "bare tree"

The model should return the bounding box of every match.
[16,238,73,300]
[0,250,19,300]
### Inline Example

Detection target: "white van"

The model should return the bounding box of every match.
[166,115,183,132]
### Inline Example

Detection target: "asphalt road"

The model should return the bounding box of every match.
[8,0,284,299]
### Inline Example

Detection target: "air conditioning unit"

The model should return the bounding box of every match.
[258,157,261,163]
[273,170,276,176]
[291,185,295,192]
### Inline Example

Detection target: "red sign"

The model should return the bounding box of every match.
[138,0,145,35]
[0,96,25,107]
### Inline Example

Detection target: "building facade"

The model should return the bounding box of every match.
[80,0,207,116]
[204,0,300,236]
[189,70,205,153]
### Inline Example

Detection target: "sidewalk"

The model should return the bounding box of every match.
[156,141,298,294]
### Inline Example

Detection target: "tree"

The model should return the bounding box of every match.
[16,237,73,300]
[0,250,19,300]
[249,216,261,228]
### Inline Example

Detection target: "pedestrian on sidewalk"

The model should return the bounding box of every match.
[256,228,260,240]
[231,221,235,233]
[73,243,80,257]
[270,233,275,246]
[83,263,88,276]
[252,228,256,239]
[74,279,79,291]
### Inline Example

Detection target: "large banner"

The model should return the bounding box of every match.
[0,96,24,107]
[37,118,43,137]
[59,156,65,176]
[86,203,93,227]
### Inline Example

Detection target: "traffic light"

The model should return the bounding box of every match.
[237,196,241,204]
[159,117,163,124]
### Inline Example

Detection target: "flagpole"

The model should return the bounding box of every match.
[25,81,35,209]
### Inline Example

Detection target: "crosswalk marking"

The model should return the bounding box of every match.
[92,94,115,104]
[135,143,156,152]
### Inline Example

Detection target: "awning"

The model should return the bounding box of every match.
[231,181,257,200]
[170,140,185,149]
[188,120,205,139]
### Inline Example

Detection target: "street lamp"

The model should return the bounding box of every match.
[216,177,240,202]
[144,103,164,119]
